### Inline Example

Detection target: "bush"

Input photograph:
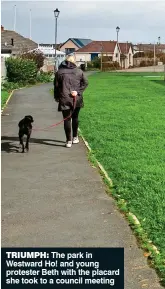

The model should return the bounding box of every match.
[1,81,23,91]
[159,54,165,64]
[133,52,145,58]
[20,50,45,70]
[102,61,120,71]
[89,56,120,71]
[87,61,93,69]
[92,57,101,69]
[5,57,37,84]
[139,59,157,67]
[146,59,155,66]
[139,61,146,67]
[36,71,53,83]
[144,51,154,58]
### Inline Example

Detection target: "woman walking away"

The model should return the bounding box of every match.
[54,55,88,148]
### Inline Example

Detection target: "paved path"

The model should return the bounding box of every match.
[117,65,165,72]
[1,78,163,288]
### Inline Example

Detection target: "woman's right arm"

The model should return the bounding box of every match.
[53,72,59,102]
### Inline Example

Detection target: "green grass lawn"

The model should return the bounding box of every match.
[80,72,165,282]
[1,90,10,108]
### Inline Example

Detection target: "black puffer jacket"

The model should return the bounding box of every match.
[54,61,88,111]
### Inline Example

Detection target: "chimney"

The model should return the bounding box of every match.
[1,25,4,31]
[11,38,14,46]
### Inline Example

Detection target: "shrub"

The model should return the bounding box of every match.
[5,57,37,84]
[159,54,165,64]
[139,61,146,67]
[92,57,101,69]
[20,50,45,70]
[1,81,23,91]
[36,71,53,83]
[102,61,120,71]
[87,61,93,69]
[144,51,154,58]
[133,52,145,58]
[146,59,155,66]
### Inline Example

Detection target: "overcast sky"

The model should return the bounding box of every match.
[1,1,165,44]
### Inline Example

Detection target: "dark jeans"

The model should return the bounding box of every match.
[62,107,81,141]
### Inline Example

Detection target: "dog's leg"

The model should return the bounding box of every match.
[19,135,24,153]
[25,134,30,152]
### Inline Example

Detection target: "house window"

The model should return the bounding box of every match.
[116,53,118,57]
[65,48,75,55]
[129,53,131,64]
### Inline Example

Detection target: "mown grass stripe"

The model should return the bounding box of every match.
[79,72,165,285]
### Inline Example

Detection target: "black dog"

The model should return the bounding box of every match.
[18,115,34,153]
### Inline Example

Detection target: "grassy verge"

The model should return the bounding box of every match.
[1,90,10,108]
[79,72,165,285]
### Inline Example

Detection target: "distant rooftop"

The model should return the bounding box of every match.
[71,38,93,48]
[1,25,38,53]
[36,45,65,55]
[76,41,117,53]
[61,38,93,48]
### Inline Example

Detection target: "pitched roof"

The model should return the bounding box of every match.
[119,42,132,54]
[36,46,65,55]
[71,38,92,48]
[39,43,62,50]
[76,41,117,53]
[61,38,92,49]
[1,29,38,54]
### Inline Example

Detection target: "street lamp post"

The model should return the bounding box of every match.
[116,26,120,43]
[154,41,156,67]
[154,36,161,69]
[116,26,120,66]
[54,8,60,72]
[100,42,103,71]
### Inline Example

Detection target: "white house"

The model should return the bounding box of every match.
[60,38,92,55]
[75,41,120,67]
[118,42,134,68]
[37,44,66,68]
[75,40,134,69]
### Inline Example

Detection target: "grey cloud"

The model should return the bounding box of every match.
[1,1,165,43]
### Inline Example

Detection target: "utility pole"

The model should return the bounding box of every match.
[29,9,32,40]
[126,41,128,69]
[13,5,16,31]
[100,42,103,71]
[153,42,156,73]
[116,26,120,66]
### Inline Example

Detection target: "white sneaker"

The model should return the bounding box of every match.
[65,141,72,148]
[72,137,79,144]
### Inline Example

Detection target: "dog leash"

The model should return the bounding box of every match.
[32,95,77,132]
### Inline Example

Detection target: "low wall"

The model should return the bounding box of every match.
[1,56,7,81]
